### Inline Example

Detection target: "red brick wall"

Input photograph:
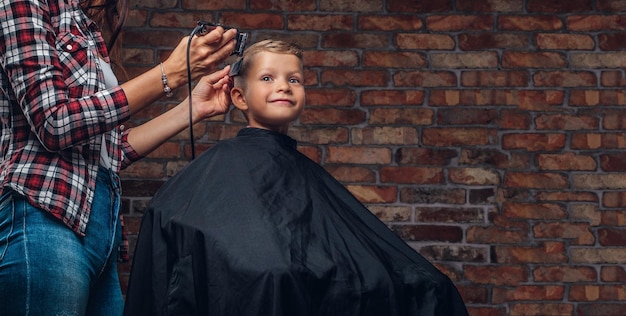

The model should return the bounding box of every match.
[118,0,626,315]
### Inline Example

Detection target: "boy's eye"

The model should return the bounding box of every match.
[261,76,271,81]
[289,78,300,83]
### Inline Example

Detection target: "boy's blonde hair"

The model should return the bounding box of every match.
[233,39,303,84]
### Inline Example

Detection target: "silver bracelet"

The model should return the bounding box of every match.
[159,62,173,97]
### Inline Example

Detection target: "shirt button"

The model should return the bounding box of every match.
[66,44,73,50]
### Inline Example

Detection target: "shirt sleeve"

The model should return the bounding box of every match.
[0,0,131,152]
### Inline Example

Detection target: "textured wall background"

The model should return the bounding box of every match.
[117,0,626,315]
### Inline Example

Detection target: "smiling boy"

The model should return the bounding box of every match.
[124,40,468,316]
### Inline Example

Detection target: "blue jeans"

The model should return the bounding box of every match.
[0,168,124,316]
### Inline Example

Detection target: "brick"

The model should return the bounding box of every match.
[345,185,396,203]
[509,303,574,316]
[419,245,487,262]
[571,53,626,68]
[534,71,597,87]
[391,225,463,242]
[572,204,602,226]
[536,191,599,203]
[319,0,382,12]
[528,0,592,12]
[464,265,529,286]
[181,0,243,9]
[399,187,466,204]
[602,110,626,129]
[502,51,568,68]
[437,108,497,125]
[322,33,388,49]
[517,90,565,111]
[537,153,597,171]
[567,15,626,31]
[599,228,626,246]
[457,0,523,12]
[502,202,568,219]
[121,180,165,197]
[498,15,563,31]
[288,126,349,145]
[363,51,428,68]
[298,145,321,163]
[387,0,451,12]
[459,33,528,50]
[287,14,354,31]
[456,285,489,304]
[449,168,500,185]
[599,33,626,50]
[222,12,284,29]
[569,284,626,301]
[415,207,484,223]
[321,69,389,86]
[601,71,626,87]
[601,153,626,172]
[571,248,626,263]
[502,133,566,151]
[368,205,411,222]
[493,285,564,304]
[597,0,626,11]
[306,88,357,107]
[467,226,528,244]
[469,188,497,204]
[533,222,595,245]
[396,34,455,50]
[300,108,366,125]
[535,113,598,130]
[380,167,444,184]
[601,266,626,282]
[395,147,458,166]
[467,307,507,316]
[429,89,519,106]
[326,146,392,164]
[369,108,433,125]
[604,191,626,208]
[422,128,494,146]
[393,71,457,87]
[461,70,529,87]
[536,33,595,50]
[568,90,603,106]
[431,52,498,68]
[426,15,493,31]
[498,110,532,130]
[533,265,597,282]
[577,303,626,316]
[358,15,423,31]
[351,127,419,145]
[460,149,531,169]
[325,165,376,183]
[120,161,166,178]
[360,90,425,106]
[303,50,359,67]
[573,174,626,190]
[504,172,569,189]
[494,242,568,264]
[601,210,626,226]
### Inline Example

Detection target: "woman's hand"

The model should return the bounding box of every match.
[163,26,238,86]
[189,66,233,122]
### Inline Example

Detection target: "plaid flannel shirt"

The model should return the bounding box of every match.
[0,0,143,260]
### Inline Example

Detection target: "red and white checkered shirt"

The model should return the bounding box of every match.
[0,0,142,258]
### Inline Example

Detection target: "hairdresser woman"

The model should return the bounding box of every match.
[0,0,236,314]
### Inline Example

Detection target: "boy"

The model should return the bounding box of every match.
[124,40,468,316]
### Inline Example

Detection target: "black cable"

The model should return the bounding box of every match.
[186,23,205,160]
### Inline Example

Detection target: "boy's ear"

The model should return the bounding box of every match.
[230,86,248,112]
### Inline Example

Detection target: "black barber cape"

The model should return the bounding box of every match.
[124,127,468,316]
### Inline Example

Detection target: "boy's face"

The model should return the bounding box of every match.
[231,51,305,132]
